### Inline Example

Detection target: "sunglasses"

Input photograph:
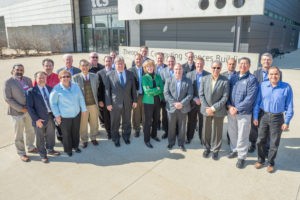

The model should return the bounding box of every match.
[212,67,221,70]
[61,76,70,78]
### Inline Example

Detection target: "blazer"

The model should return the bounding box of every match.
[142,73,164,104]
[186,70,210,99]
[199,75,229,117]
[97,68,113,104]
[26,85,53,126]
[253,67,282,84]
[159,67,173,83]
[128,66,144,95]
[72,73,101,104]
[56,66,81,76]
[182,62,196,75]
[3,76,32,116]
[105,70,137,108]
[221,71,237,80]
[164,76,193,114]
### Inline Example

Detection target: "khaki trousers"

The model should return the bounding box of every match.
[132,95,144,132]
[80,104,99,142]
[11,112,36,156]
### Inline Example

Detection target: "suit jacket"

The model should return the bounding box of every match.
[182,62,196,75]
[128,66,144,96]
[221,71,237,80]
[26,85,53,127]
[199,75,229,117]
[186,70,210,99]
[253,67,282,84]
[97,68,113,104]
[56,66,81,76]
[105,70,137,109]
[89,63,104,74]
[72,73,101,104]
[3,76,32,116]
[156,63,168,74]
[159,67,173,83]
[164,76,193,114]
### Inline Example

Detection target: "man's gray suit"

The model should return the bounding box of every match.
[199,75,229,153]
[105,70,137,142]
[3,76,36,155]
[164,77,193,146]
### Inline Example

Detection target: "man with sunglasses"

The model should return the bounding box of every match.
[3,64,38,162]
[88,52,104,74]
[227,57,258,169]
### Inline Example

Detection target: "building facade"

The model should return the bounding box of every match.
[0,0,299,54]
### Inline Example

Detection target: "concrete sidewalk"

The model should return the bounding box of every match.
[0,52,299,200]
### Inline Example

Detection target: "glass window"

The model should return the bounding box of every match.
[95,15,108,28]
[110,14,125,28]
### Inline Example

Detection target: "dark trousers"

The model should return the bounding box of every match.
[99,107,105,126]
[60,113,81,153]
[202,116,224,153]
[187,104,203,142]
[159,101,168,133]
[102,105,111,137]
[249,110,263,146]
[110,103,132,142]
[143,97,160,143]
[168,110,187,146]
[257,112,284,166]
[35,115,55,158]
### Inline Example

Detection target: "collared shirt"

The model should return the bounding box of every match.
[169,69,174,78]
[65,66,74,75]
[118,71,126,86]
[156,65,164,74]
[211,75,218,91]
[38,85,51,112]
[253,81,294,124]
[136,66,143,94]
[176,79,181,98]
[262,69,269,82]
[16,77,30,92]
[81,73,89,81]
[50,82,87,118]
[33,73,59,88]
[196,72,203,90]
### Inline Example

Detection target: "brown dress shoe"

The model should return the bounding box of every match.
[48,150,60,156]
[28,148,38,154]
[91,140,99,146]
[20,155,30,162]
[267,165,275,173]
[254,162,264,169]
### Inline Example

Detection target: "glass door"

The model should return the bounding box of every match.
[94,28,109,53]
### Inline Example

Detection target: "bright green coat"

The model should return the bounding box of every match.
[142,73,164,104]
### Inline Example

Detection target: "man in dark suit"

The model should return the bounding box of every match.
[27,72,60,163]
[88,52,104,74]
[186,57,210,144]
[249,53,282,153]
[182,51,196,75]
[97,55,114,139]
[105,56,137,147]
[131,46,150,67]
[73,59,102,148]
[56,54,81,76]
[164,63,193,152]
[159,55,176,139]
[3,64,37,162]
[129,53,145,137]
[199,61,229,160]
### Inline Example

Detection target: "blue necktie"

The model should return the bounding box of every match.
[42,87,51,110]
[120,73,125,87]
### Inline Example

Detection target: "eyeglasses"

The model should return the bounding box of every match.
[61,76,70,78]
[92,56,98,59]
[212,67,221,70]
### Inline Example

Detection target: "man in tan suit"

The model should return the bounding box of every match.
[3,64,37,162]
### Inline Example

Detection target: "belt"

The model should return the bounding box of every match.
[263,111,283,116]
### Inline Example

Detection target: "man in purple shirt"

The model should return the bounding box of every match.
[253,66,293,173]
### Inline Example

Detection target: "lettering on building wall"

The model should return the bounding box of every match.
[91,0,109,8]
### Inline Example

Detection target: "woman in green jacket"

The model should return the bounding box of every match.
[142,60,164,148]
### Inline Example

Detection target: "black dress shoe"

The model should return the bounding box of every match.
[74,148,81,153]
[107,134,112,140]
[248,145,256,153]
[91,140,99,146]
[57,136,63,142]
[167,144,173,150]
[134,131,140,137]
[236,159,245,169]
[124,138,130,144]
[212,152,219,160]
[162,132,168,139]
[152,137,160,142]
[179,145,186,152]
[67,152,72,157]
[114,141,120,147]
[145,142,153,148]
[81,142,88,148]
[202,150,210,158]
[185,139,191,144]
[227,151,238,159]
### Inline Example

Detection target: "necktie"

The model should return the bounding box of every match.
[120,73,125,87]
[42,87,51,110]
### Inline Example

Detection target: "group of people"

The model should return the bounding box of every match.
[3,46,294,173]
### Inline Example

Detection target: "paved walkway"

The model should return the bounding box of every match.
[0,51,299,200]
